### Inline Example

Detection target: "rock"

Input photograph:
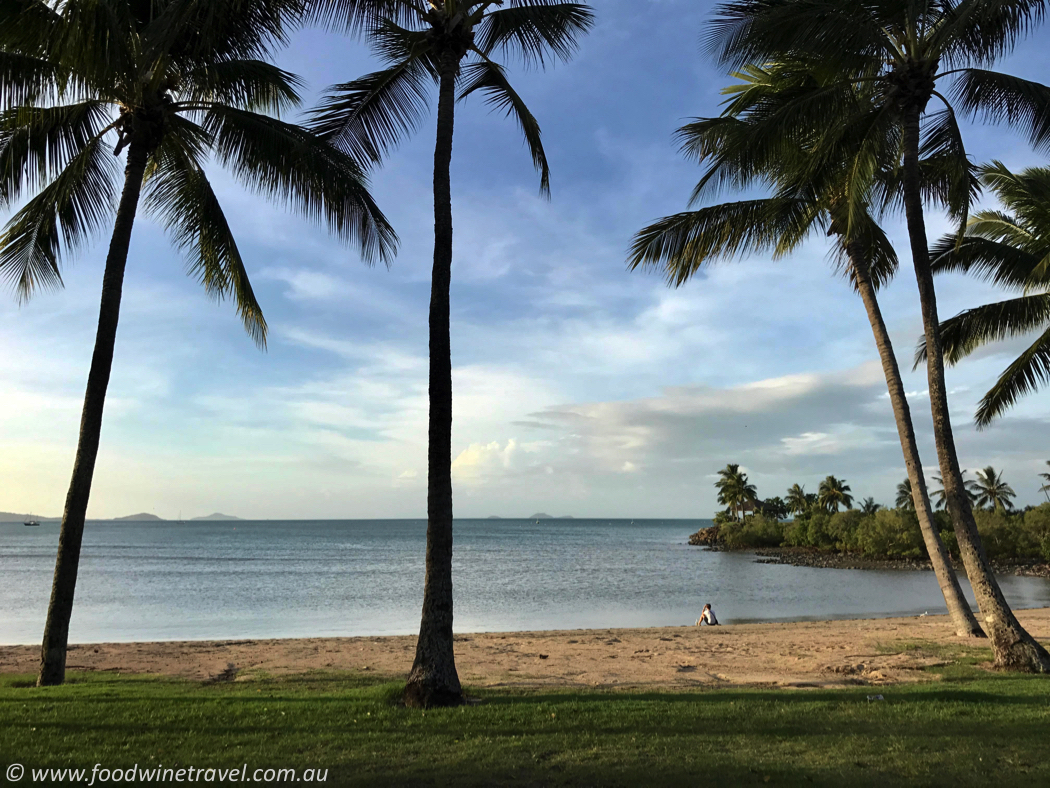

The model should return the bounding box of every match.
[689,526,723,547]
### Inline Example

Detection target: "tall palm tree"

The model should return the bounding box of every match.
[1,0,396,687]
[714,463,757,521]
[1040,461,1050,503]
[307,0,594,707]
[818,475,854,513]
[707,0,1048,670]
[630,63,982,636]
[918,163,1050,426]
[972,466,1017,511]
[931,471,980,510]
[786,483,808,516]
[860,497,881,516]
[895,478,915,510]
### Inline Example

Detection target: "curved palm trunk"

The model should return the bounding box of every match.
[38,141,150,687]
[901,109,1050,670]
[404,65,464,708]
[850,249,983,637]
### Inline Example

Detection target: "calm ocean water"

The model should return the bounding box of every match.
[2,518,1049,645]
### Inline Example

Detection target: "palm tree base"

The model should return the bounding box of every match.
[37,653,65,687]
[991,634,1050,673]
[403,677,464,709]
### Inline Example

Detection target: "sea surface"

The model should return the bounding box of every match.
[3,518,1049,645]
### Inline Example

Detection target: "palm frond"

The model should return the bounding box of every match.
[975,327,1050,427]
[628,198,817,286]
[144,140,268,347]
[0,101,115,207]
[929,234,1040,287]
[459,55,550,197]
[205,105,398,263]
[950,68,1050,154]
[308,56,432,165]
[0,50,63,108]
[181,59,304,114]
[307,0,425,36]
[0,0,63,54]
[0,134,119,300]
[936,0,1049,67]
[474,2,595,66]
[704,0,893,72]
[916,294,1050,366]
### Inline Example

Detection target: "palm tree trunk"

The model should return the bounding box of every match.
[404,63,464,708]
[38,140,150,687]
[901,108,1050,670]
[850,248,983,637]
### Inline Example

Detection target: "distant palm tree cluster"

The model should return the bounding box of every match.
[719,463,1038,522]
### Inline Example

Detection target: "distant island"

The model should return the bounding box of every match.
[191,513,242,521]
[112,513,164,521]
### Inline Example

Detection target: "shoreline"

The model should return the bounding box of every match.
[691,538,1050,577]
[3,608,1049,689]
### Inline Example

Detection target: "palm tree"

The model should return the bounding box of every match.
[786,484,808,517]
[706,0,1048,670]
[895,478,915,510]
[1040,461,1050,503]
[1,0,395,687]
[714,463,757,521]
[308,0,594,707]
[860,497,881,516]
[918,163,1050,427]
[972,466,1017,512]
[817,475,854,513]
[629,62,982,637]
[931,471,980,510]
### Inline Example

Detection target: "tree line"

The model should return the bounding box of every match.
[5,0,1050,706]
[711,463,1050,563]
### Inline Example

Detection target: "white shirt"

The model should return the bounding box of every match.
[700,608,718,625]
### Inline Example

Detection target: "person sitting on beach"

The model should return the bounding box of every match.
[696,603,719,626]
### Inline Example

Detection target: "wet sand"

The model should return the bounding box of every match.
[3,608,1048,689]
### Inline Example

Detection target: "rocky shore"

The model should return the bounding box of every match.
[689,527,1050,578]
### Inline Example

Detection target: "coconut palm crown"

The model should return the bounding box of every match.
[972,466,1017,511]
[1,0,396,688]
[306,0,595,709]
[817,475,853,512]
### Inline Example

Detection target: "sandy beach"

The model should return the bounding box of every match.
[4,607,1049,688]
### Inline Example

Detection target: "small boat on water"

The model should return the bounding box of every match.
[23,514,40,527]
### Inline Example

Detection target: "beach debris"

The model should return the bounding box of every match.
[539,654,549,659]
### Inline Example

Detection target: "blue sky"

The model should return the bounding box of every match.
[3,0,1050,519]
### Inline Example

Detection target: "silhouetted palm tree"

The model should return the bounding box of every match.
[629,61,981,636]
[706,0,1050,671]
[1040,461,1050,503]
[818,475,853,513]
[860,497,881,516]
[307,0,594,707]
[931,471,980,510]
[895,478,915,510]
[919,164,1050,427]
[786,484,808,517]
[1,0,395,687]
[972,466,1017,512]
[715,463,757,521]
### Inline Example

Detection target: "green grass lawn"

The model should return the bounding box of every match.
[2,659,1049,787]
